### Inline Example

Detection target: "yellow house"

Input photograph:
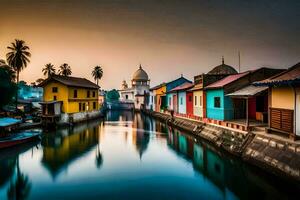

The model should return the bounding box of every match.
[39,75,100,124]
[152,84,166,112]
[255,62,300,140]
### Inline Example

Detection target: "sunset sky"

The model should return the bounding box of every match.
[1,0,299,89]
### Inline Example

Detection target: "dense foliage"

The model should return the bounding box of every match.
[106,89,120,102]
[0,67,17,109]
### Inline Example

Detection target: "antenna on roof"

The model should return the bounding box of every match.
[181,73,183,77]
[238,51,241,73]
[222,56,224,64]
[139,63,142,69]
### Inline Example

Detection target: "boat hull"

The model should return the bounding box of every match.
[0,132,41,149]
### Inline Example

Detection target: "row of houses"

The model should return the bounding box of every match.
[145,60,300,140]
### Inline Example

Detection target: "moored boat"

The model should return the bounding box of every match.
[0,131,41,149]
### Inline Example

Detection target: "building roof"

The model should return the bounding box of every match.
[38,75,99,89]
[169,82,194,93]
[150,83,166,91]
[207,57,238,75]
[254,62,300,86]
[205,72,250,89]
[226,85,268,98]
[188,84,202,91]
[132,65,149,81]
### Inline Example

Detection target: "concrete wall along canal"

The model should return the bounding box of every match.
[143,110,300,183]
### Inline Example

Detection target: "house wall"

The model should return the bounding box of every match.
[178,91,187,114]
[43,81,68,112]
[167,93,174,110]
[206,89,226,120]
[186,92,193,115]
[67,87,99,113]
[154,86,166,112]
[193,90,203,117]
[271,87,295,110]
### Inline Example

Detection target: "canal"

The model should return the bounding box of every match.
[0,111,298,200]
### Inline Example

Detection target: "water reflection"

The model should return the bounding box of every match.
[41,121,100,178]
[0,111,297,199]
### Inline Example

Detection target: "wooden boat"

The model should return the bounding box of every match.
[0,131,41,149]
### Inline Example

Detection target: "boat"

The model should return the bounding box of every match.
[0,131,41,149]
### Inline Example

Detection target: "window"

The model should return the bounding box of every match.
[195,96,197,106]
[74,90,78,98]
[200,96,202,106]
[180,97,183,105]
[125,95,128,99]
[83,103,86,111]
[79,103,82,111]
[169,97,171,105]
[214,97,221,108]
[151,96,153,103]
[52,87,58,93]
[92,91,96,97]
[53,96,57,100]
[87,91,90,98]
[93,102,96,109]
[189,95,192,102]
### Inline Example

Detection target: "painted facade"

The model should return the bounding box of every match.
[186,91,193,116]
[178,91,187,114]
[193,90,203,117]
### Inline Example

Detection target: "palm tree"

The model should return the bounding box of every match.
[58,63,72,76]
[42,63,55,77]
[6,39,31,110]
[91,65,103,86]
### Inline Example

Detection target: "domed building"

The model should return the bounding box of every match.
[208,57,238,75]
[119,64,150,110]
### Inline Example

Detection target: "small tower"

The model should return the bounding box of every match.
[121,80,128,90]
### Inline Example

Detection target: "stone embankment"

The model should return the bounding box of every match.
[144,110,300,183]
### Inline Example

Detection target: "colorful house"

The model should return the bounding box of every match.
[152,76,191,112]
[167,82,194,115]
[189,58,238,118]
[205,68,283,122]
[254,63,300,139]
[39,75,100,125]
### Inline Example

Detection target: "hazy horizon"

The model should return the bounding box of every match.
[1,0,299,89]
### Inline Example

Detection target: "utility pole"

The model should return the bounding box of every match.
[238,51,241,73]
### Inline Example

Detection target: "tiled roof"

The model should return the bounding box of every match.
[188,84,202,91]
[169,82,194,92]
[205,72,250,89]
[39,75,99,89]
[254,62,300,86]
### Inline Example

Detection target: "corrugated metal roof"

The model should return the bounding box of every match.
[254,62,300,86]
[226,85,268,97]
[169,82,194,93]
[205,72,250,89]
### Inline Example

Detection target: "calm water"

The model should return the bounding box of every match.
[0,111,298,200]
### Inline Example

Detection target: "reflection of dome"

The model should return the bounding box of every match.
[132,65,149,81]
[208,57,238,75]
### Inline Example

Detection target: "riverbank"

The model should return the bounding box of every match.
[142,109,300,183]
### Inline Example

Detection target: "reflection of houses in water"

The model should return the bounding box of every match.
[166,128,285,199]
[106,110,134,122]
[132,113,150,158]
[41,122,100,178]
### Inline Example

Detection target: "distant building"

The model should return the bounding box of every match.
[18,83,43,101]
[38,75,100,125]
[119,65,150,110]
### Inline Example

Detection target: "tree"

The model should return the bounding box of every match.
[58,63,72,76]
[6,39,31,111]
[35,78,44,85]
[0,59,16,82]
[106,89,120,102]
[91,65,103,86]
[0,67,17,110]
[42,63,55,77]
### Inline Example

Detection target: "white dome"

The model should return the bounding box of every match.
[132,65,149,81]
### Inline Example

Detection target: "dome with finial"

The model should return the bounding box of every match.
[208,57,238,75]
[132,64,149,81]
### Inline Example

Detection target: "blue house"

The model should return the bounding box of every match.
[205,68,284,121]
